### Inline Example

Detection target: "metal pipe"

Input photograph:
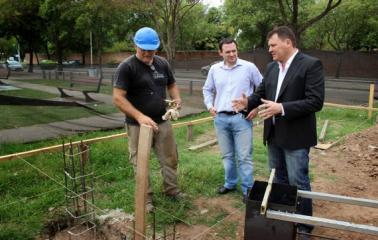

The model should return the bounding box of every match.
[297,190,378,208]
[267,210,378,236]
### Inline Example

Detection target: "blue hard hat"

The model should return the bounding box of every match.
[133,27,160,50]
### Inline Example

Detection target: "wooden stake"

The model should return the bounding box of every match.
[186,124,193,141]
[134,125,153,240]
[318,120,329,143]
[261,168,276,215]
[368,84,375,119]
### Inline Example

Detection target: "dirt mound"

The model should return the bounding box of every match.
[311,124,378,240]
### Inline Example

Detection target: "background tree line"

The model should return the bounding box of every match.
[0,0,376,72]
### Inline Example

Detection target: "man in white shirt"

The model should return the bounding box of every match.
[203,38,262,202]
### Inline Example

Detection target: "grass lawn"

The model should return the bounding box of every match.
[0,88,118,130]
[0,107,377,239]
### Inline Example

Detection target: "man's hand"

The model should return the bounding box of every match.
[245,108,258,120]
[257,98,283,120]
[136,114,159,131]
[209,107,217,117]
[232,93,248,112]
[172,98,182,110]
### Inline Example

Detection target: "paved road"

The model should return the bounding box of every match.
[10,68,377,105]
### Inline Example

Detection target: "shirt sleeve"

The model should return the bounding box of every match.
[251,64,263,89]
[114,62,131,91]
[202,67,215,110]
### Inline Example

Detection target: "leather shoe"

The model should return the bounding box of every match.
[218,186,236,194]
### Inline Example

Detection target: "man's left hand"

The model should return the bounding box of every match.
[258,98,282,120]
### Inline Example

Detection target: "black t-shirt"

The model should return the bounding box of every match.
[114,55,175,124]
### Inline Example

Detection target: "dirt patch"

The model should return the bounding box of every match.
[310,124,378,240]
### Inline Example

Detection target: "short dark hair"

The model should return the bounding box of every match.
[267,26,296,47]
[218,38,238,51]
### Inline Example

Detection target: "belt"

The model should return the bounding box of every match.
[218,111,247,116]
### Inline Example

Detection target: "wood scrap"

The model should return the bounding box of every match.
[188,139,217,151]
[319,120,329,143]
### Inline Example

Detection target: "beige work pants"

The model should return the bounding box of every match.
[126,121,179,197]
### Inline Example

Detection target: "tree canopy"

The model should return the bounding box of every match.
[0,0,376,69]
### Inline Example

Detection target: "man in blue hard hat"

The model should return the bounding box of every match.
[113,27,183,212]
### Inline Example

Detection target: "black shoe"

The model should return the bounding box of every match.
[298,224,313,234]
[297,225,313,240]
[218,186,236,194]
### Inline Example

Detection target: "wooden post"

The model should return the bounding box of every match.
[368,84,375,119]
[261,168,276,215]
[186,124,193,141]
[134,125,153,240]
[318,120,329,143]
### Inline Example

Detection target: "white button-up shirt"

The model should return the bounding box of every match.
[203,58,263,112]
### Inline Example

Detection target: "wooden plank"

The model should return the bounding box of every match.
[324,102,378,112]
[0,116,213,162]
[318,120,329,143]
[314,143,333,150]
[368,84,375,119]
[134,125,153,240]
[0,132,127,162]
[188,139,217,151]
[172,116,213,128]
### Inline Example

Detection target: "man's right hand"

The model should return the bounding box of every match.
[136,114,159,131]
[209,107,217,117]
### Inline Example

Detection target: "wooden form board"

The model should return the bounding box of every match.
[134,125,153,240]
[0,117,213,162]
[318,120,329,143]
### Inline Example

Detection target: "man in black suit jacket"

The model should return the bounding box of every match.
[233,26,324,236]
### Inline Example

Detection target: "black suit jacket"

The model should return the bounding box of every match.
[248,52,325,149]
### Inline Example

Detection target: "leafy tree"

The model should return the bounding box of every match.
[180,6,227,51]
[39,0,82,70]
[224,0,276,49]
[305,0,378,51]
[123,0,201,68]
[0,0,45,72]
[277,0,342,44]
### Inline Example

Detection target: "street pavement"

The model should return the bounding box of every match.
[1,69,375,143]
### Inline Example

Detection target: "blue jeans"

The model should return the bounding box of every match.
[214,113,253,196]
[268,143,313,219]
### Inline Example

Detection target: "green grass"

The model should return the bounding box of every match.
[0,106,377,239]
[0,88,118,130]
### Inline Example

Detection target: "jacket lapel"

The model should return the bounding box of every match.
[276,52,303,100]
[269,63,279,100]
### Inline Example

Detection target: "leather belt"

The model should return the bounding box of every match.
[218,111,247,116]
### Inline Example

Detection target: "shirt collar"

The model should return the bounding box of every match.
[279,49,298,71]
[221,58,242,70]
